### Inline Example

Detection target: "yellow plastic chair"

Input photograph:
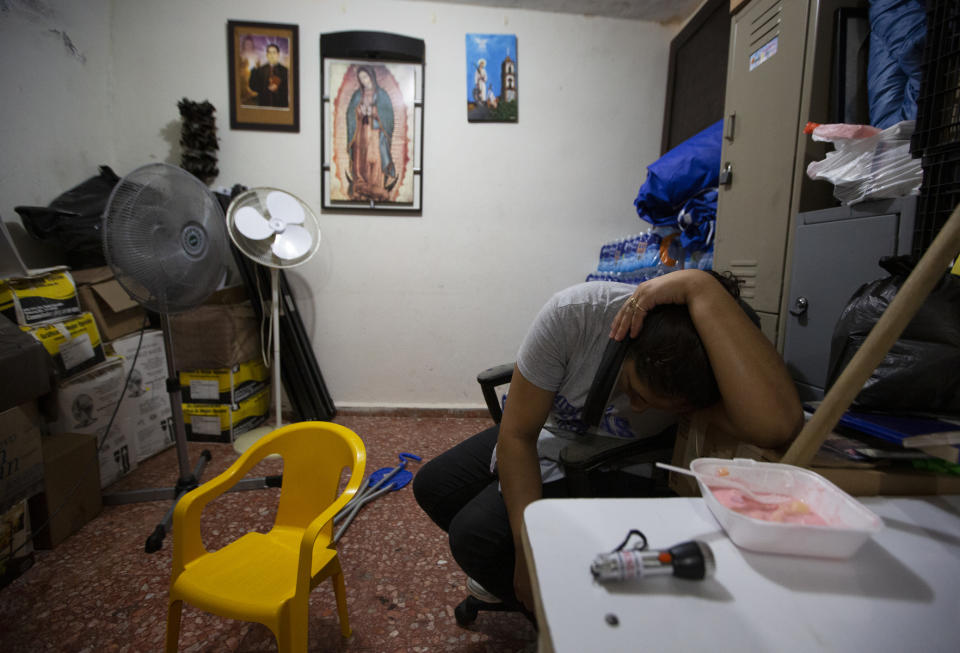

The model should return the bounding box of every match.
[165,421,366,652]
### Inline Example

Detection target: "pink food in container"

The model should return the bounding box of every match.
[691,458,884,558]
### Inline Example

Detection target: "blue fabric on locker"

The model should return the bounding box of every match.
[634,120,723,225]
[868,0,926,129]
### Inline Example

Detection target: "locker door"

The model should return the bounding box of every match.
[714,0,811,322]
[782,211,900,399]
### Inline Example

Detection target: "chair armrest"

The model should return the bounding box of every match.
[171,445,274,575]
[295,465,366,599]
[559,428,676,472]
[477,363,514,423]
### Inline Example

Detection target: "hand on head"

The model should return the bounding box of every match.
[609,270,699,341]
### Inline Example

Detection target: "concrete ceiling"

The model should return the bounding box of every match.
[414,0,704,24]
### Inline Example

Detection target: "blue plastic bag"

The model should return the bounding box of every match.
[868,0,926,129]
[634,120,723,225]
[677,189,717,250]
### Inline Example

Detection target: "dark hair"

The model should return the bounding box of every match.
[356,65,378,89]
[266,43,280,53]
[624,271,755,410]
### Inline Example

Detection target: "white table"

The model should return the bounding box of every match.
[522,496,960,652]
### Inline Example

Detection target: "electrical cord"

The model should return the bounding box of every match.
[255,269,273,370]
[5,317,149,561]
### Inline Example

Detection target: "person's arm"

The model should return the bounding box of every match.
[496,365,555,609]
[610,270,803,448]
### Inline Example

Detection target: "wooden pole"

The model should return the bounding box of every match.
[781,203,960,467]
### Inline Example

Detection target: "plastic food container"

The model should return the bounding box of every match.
[691,457,884,559]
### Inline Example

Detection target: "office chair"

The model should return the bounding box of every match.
[455,363,676,627]
[165,421,366,652]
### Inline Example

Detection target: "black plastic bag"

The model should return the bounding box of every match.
[826,256,960,416]
[15,166,120,269]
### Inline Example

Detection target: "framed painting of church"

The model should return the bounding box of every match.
[466,33,518,123]
[320,31,425,213]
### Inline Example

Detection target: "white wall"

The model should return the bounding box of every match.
[0,0,114,264]
[4,0,676,410]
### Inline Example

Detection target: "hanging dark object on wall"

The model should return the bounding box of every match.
[178,98,219,185]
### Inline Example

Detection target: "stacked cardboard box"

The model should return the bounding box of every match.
[0,402,45,514]
[27,432,102,549]
[2,269,140,490]
[180,358,269,404]
[0,399,45,584]
[20,312,106,376]
[170,286,258,370]
[48,357,136,488]
[3,270,107,378]
[1,307,52,572]
[170,285,270,444]
[0,269,81,326]
[71,266,146,342]
[181,360,270,443]
[0,499,33,589]
[109,330,175,463]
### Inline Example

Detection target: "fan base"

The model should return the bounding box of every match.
[233,423,285,457]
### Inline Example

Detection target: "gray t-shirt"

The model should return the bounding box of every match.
[497,281,676,482]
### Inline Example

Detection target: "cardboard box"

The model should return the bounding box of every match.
[50,357,137,488]
[72,266,146,341]
[0,402,45,513]
[183,385,270,443]
[20,311,106,377]
[0,313,53,413]
[0,269,81,326]
[28,433,102,549]
[170,299,259,370]
[110,330,175,462]
[813,466,960,497]
[179,358,269,404]
[0,498,34,589]
[670,414,960,498]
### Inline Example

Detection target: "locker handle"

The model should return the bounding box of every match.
[725,113,736,141]
[719,162,733,187]
[789,296,809,317]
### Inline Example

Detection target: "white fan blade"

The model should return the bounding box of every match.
[271,224,313,260]
[235,206,274,240]
[266,191,305,225]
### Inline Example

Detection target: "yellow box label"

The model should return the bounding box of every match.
[20,312,102,357]
[2,270,80,325]
[179,358,268,403]
[183,386,270,438]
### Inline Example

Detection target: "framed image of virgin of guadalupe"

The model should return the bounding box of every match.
[321,31,424,212]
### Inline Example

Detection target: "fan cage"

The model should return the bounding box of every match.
[103,163,229,314]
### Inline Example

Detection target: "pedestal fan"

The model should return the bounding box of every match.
[100,162,230,551]
[224,188,321,453]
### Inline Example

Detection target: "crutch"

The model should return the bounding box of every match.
[333,452,421,542]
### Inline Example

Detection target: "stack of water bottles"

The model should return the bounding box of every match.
[587,120,723,285]
[587,225,713,284]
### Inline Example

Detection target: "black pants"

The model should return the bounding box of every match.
[413,425,663,605]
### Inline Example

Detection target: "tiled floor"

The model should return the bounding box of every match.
[0,414,537,652]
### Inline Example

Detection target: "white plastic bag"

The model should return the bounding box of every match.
[805,120,923,205]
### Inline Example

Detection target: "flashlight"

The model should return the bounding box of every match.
[591,539,715,582]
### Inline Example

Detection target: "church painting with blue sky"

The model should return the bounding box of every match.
[466,33,517,123]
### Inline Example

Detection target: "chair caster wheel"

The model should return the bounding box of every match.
[455,599,478,626]
[145,525,165,553]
